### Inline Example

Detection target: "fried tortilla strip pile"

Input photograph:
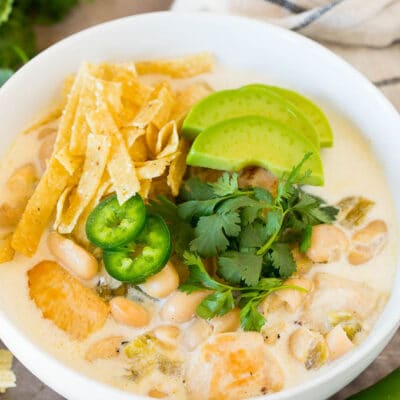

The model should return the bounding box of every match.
[10,53,214,255]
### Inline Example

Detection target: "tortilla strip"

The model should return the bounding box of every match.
[73,174,111,246]
[54,145,82,176]
[54,186,73,230]
[167,138,190,197]
[58,134,111,233]
[11,159,73,256]
[156,121,179,159]
[132,82,175,130]
[11,65,87,256]
[136,159,170,180]
[0,233,15,264]
[70,75,122,156]
[87,106,140,204]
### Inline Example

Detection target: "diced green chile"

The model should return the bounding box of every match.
[103,214,171,283]
[86,194,146,249]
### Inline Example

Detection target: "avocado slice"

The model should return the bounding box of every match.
[182,87,320,149]
[187,115,324,186]
[244,84,333,147]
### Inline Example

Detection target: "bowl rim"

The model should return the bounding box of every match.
[0,10,399,400]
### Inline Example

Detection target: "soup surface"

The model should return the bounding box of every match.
[0,56,397,400]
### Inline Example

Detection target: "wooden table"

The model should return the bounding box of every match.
[1,1,398,399]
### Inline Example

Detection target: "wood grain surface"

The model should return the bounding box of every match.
[0,0,398,399]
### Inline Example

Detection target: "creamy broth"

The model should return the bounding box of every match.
[0,66,397,399]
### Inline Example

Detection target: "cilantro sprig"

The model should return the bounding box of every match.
[150,154,338,331]
[180,252,304,331]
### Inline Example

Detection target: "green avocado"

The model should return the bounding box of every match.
[182,86,320,149]
[244,84,333,147]
[187,115,324,186]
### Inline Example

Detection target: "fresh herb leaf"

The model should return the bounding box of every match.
[270,242,297,278]
[218,251,263,286]
[265,208,282,236]
[276,153,312,203]
[179,252,224,293]
[209,172,238,196]
[196,290,234,319]
[300,225,312,253]
[239,221,268,249]
[179,176,215,201]
[178,198,221,221]
[148,196,194,255]
[240,300,265,331]
[253,187,273,204]
[190,212,241,257]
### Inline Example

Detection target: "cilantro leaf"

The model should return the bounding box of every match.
[276,152,312,203]
[148,196,194,255]
[179,252,224,293]
[240,301,265,331]
[218,251,263,286]
[179,176,215,201]
[253,187,273,204]
[190,212,241,257]
[256,277,284,291]
[196,291,234,319]
[265,208,282,236]
[210,172,238,196]
[270,242,297,278]
[178,198,221,221]
[300,225,312,253]
[239,221,268,249]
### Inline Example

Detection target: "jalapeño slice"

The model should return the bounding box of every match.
[86,194,146,249]
[103,214,171,283]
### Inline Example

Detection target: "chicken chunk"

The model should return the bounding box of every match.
[238,167,278,195]
[185,332,284,400]
[299,273,385,333]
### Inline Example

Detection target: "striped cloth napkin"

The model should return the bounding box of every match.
[172,0,400,110]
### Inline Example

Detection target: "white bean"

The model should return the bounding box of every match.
[7,163,37,196]
[325,325,354,360]
[182,318,212,350]
[139,261,179,298]
[85,336,124,362]
[274,277,312,313]
[348,220,388,265]
[47,231,98,280]
[289,328,329,369]
[161,290,211,323]
[152,325,180,349]
[210,308,240,333]
[306,224,349,263]
[110,296,150,327]
[38,132,56,172]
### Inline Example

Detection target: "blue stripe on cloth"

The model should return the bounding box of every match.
[265,0,307,13]
[292,0,344,31]
[374,76,400,87]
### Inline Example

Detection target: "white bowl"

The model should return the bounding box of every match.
[0,11,399,400]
